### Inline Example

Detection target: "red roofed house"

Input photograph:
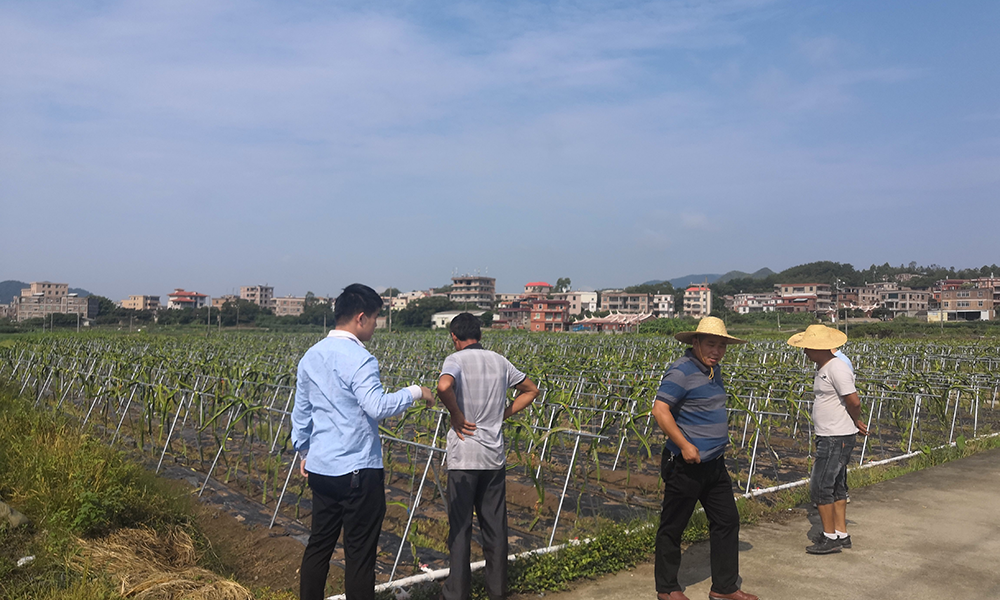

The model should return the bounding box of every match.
[167,289,209,309]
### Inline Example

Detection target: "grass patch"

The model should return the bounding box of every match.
[0,385,262,599]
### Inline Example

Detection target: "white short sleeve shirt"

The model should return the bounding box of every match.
[812,357,859,437]
[441,347,526,470]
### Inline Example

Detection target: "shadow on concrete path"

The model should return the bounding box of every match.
[519,447,1000,600]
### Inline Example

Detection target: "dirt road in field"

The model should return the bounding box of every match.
[523,447,1000,600]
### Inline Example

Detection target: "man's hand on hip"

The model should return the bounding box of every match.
[451,412,477,440]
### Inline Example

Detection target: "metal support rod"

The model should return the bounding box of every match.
[157,389,192,473]
[744,415,761,494]
[389,429,440,582]
[270,451,299,529]
[906,395,920,454]
[270,388,296,453]
[549,433,582,548]
[535,404,559,480]
[858,397,879,466]
[110,384,140,446]
[200,403,241,497]
[612,399,636,471]
[948,389,961,445]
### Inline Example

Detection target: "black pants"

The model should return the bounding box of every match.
[301,469,386,600]
[654,452,740,595]
[442,469,508,600]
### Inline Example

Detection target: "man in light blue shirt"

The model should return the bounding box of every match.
[292,283,432,600]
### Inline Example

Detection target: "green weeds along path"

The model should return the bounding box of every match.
[2,332,999,588]
[0,387,188,598]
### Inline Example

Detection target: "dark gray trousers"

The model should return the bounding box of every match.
[300,469,385,600]
[442,469,508,600]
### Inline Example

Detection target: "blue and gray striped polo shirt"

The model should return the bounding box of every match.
[655,349,730,461]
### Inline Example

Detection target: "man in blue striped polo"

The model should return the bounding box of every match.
[651,317,757,600]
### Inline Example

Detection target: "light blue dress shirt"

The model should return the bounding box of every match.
[292,330,420,477]
[834,349,854,373]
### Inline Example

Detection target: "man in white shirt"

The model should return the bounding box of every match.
[787,325,868,555]
[435,313,539,600]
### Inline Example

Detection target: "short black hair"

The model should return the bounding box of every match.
[333,283,383,325]
[449,312,482,341]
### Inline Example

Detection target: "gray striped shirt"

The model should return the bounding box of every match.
[441,344,526,470]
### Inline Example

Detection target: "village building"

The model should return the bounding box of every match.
[120,295,161,311]
[167,289,208,309]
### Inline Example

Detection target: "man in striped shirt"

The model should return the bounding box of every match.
[436,312,539,600]
[651,317,757,600]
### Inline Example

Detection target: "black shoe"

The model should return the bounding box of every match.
[806,536,843,554]
[809,532,852,548]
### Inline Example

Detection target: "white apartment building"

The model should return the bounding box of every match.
[431,309,487,330]
[600,291,653,314]
[449,275,496,310]
[653,294,675,318]
[733,293,776,314]
[241,285,275,310]
[551,291,599,315]
[683,286,712,318]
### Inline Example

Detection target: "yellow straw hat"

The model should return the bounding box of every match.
[786,324,847,350]
[674,317,747,345]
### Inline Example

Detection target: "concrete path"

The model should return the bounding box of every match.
[527,448,1000,600]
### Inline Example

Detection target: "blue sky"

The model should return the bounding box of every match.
[2,0,998,300]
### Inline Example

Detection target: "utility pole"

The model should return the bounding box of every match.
[940,288,945,333]
[206,304,211,337]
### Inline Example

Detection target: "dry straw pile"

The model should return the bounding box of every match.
[72,526,252,600]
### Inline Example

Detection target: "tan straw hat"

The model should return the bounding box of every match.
[786,324,847,350]
[674,316,747,345]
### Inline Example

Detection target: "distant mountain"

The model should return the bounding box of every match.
[0,280,92,304]
[716,268,775,283]
[0,281,26,305]
[668,273,722,288]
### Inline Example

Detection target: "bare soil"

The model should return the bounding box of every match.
[158,473,323,598]
[193,501,308,596]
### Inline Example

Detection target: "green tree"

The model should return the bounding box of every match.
[299,296,334,326]
[91,295,118,317]
[219,299,266,326]
[394,296,457,328]
[555,278,572,293]
[638,317,699,335]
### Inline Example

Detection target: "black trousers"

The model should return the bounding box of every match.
[301,469,386,600]
[654,452,740,595]
[442,469,508,600]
